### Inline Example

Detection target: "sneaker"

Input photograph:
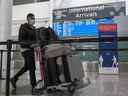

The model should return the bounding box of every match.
[10,78,17,89]
[31,87,36,95]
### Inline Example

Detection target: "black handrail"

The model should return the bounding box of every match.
[0,48,128,52]
[0,36,128,45]
[0,37,128,96]
[0,50,3,79]
[6,40,12,96]
[75,48,128,51]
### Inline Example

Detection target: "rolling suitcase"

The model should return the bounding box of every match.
[46,57,60,86]
[35,47,45,80]
[66,55,84,81]
[45,44,71,58]
[45,44,84,82]
[45,44,72,83]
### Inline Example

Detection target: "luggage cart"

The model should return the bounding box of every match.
[34,44,84,93]
[44,44,84,93]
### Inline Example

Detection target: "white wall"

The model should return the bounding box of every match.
[13,2,50,20]
[12,2,50,37]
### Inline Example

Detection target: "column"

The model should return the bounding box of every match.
[0,0,13,78]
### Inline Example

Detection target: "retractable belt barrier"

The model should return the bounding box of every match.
[0,37,128,96]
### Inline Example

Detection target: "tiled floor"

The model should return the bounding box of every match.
[1,73,128,96]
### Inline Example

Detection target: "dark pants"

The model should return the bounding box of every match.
[47,57,59,85]
[46,55,71,85]
[61,55,71,82]
[13,50,36,88]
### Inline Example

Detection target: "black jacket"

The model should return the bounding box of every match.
[19,23,36,49]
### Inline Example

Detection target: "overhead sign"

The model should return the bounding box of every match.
[53,18,114,38]
[53,1,126,22]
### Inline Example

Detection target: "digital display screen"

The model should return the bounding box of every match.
[53,18,114,38]
[98,24,117,32]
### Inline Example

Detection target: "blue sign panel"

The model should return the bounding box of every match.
[53,18,114,38]
[99,24,118,68]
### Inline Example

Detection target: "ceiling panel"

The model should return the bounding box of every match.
[13,0,49,5]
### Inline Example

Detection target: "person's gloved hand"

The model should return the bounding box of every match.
[30,43,39,48]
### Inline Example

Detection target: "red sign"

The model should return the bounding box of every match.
[98,24,117,32]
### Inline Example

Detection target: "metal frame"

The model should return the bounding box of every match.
[0,37,128,96]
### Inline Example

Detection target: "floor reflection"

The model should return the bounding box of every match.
[2,73,128,96]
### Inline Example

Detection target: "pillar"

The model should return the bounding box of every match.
[0,0,13,79]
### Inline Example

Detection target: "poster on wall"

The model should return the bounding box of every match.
[53,1,126,38]
[99,24,118,74]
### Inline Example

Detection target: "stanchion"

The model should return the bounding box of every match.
[5,40,12,96]
[0,50,3,79]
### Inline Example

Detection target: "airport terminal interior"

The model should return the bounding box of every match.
[1,0,128,96]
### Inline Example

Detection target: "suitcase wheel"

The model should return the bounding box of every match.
[68,85,76,93]
[47,87,57,93]
[47,88,53,93]
[53,87,57,91]
[72,78,79,86]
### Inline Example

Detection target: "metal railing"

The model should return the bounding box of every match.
[0,37,128,96]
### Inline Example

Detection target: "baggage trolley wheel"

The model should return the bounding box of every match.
[47,88,53,93]
[53,87,57,92]
[47,87,56,93]
[72,78,79,86]
[68,85,76,93]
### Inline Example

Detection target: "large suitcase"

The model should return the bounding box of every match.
[45,44,71,58]
[45,44,84,82]
[46,57,60,85]
[64,55,84,82]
